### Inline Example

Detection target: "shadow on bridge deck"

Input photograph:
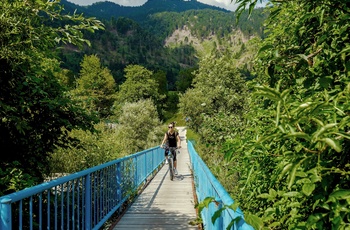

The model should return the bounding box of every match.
[111,127,199,230]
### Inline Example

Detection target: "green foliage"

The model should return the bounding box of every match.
[220,0,350,229]
[0,0,103,194]
[50,99,163,173]
[71,54,117,118]
[50,123,121,173]
[179,53,250,144]
[116,65,163,103]
[175,67,196,93]
[113,65,166,119]
[116,99,163,153]
[196,197,243,230]
[0,162,36,197]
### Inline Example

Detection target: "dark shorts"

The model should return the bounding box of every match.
[164,148,177,161]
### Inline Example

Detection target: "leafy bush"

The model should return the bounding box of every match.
[222,0,350,228]
[50,99,163,174]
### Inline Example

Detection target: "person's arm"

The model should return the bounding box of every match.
[176,133,181,148]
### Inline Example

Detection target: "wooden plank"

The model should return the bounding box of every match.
[112,127,199,230]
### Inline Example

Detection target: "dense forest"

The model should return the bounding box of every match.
[58,3,267,88]
[60,0,230,22]
[1,0,349,229]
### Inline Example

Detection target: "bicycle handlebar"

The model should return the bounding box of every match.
[160,145,180,149]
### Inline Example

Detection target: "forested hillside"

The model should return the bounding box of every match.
[4,0,349,229]
[58,4,267,88]
[61,0,229,22]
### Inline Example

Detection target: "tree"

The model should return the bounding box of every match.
[179,54,249,144]
[0,0,103,195]
[175,67,196,93]
[71,54,117,118]
[115,99,163,153]
[113,65,165,119]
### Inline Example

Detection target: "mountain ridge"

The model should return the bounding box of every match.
[62,0,229,22]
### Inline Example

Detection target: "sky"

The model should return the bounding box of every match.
[67,0,268,12]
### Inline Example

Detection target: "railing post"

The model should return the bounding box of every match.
[0,198,12,230]
[116,162,122,203]
[85,174,91,230]
[144,152,147,180]
[134,157,138,189]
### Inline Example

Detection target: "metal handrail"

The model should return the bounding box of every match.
[0,146,164,230]
[188,141,253,230]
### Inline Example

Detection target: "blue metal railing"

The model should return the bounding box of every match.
[188,141,253,230]
[0,146,164,230]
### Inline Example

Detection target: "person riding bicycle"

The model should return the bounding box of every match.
[163,121,177,164]
[161,123,181,175]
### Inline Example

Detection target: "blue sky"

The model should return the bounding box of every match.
[67,0,268,12]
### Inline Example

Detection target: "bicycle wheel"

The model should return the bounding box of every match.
[168,158,174,181]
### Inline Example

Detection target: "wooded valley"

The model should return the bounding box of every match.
[1,0,349,229]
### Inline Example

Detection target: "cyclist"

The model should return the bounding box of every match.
[161,123,181,175]
[163,121,177,164]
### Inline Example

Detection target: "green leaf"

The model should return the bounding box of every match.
[257,193,271,199]
[254,85,281,101]
[283,191,302,198]
[307,168,322,183]
[312,123,337,140]
[331,132,350,140]
[276,100,281,126]
[299,101,313,108]
[197,197,215,214]
[319,138,342,152]
[258,44,274,54]
[228,202,240,212]
[339,45,350,54]
[287,132,310,140]
[319,9,325,26]
[329,189,350,200]
[269,188,277,199]
[288,163,298,189]
[280,163,293,179]
[245,213,264,230]
[307,213,325,225]
[212,207,225,224]
[226,216,242,230]
[248,1,256,15]
[302,183,316,196]
[297,54,309,63]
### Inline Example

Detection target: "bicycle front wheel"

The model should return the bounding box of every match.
[168,158,174,181]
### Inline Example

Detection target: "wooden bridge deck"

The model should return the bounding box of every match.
[112,127,199,230]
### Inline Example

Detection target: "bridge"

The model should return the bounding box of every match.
[0,127,253,230]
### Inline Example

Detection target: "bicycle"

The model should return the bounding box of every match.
[161,145,179,181]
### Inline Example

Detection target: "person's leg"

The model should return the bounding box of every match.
[173,151,178,175]
[165,149,169,164]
